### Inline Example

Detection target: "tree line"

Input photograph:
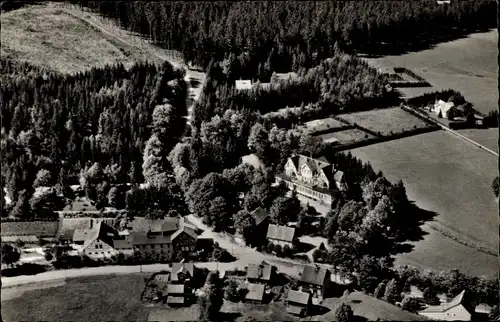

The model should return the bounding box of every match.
[76,1,495,73]
[1,58,187,218]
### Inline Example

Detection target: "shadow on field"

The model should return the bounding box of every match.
[217,311,242,321]
[356,27,494,58]
[309,304,331,316]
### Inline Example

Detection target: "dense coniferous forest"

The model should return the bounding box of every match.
[1,58,187,210]
[77,0,496,73]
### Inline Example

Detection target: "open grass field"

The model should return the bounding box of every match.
[337,107,433,136]
[1,274,151,322]
[363,30,497,115]
[455,128,499,154]
[318,129,375,144]
[348,131,498,278]
[316,292,428,322]
[0,3,167,74]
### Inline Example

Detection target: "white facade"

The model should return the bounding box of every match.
[82,238,118,259]
[419,305,472,321]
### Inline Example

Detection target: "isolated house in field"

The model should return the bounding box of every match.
[0,220,60,244]
[266,224,296,248]
[286,290,312,317]
[298,265,333,299]
[418,290,476,321]
[244,282,266,304]
[74,222,119,259]
[275,154,346,205]
[235,79,252,91]
[432,100,456,119]
[246,261,276,284]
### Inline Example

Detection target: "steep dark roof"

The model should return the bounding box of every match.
[300,265,330,286]
[81,222,118,250]
[128,231,173,245]
[1,220,60,238]
[246,263,273,281]
[251,207,269,226]
[171,263,196,282]
[171,226,198,240]
[266,224,296,243]
[128,217,180,233]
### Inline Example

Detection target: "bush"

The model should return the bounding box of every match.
[335,303,354,322]
[422,287,440,305]
[374,282,386,299]
[401,296,422,313]
[224,279,240,302]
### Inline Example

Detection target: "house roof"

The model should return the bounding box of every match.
[1,220,60,237]
[287,290,310,305]
[287,304,306,315]
[333,171,344,183]
[300,265,330,286]
[246,263,273,281]
[80,222,117,251]
[266,224,296,243]
[419,290,474,314]
[235,80,252,90]
[128,231,172,245]
[171,225,198,241]
[154,274,170,283]
[112,238,133,249]
[167,284,186,294]
[171,263,195,281]
[167,296,185,304]
[245,283,266,301]
[251,207,269,226]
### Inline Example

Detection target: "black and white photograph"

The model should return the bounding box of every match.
[0,1,499,321]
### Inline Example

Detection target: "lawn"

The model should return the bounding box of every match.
[1,274,151,322]
[363,30,497,115]
[318,129,376,144]
[348,131,498,278]
[316,292,428,322]
[337,107,433,136]
[0,2,165,74]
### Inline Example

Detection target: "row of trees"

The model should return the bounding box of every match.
[1,58,187,219]
[78,1,495,72]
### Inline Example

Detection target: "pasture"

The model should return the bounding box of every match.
[337,107,433,136]
[1,274,151,321]
[348,131,499,278]
[363,30,497,115]
[0,3,166,74]
[318,129,375,144]
[303,118,351,134]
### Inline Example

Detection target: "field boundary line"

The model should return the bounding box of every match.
[403,105,498,157]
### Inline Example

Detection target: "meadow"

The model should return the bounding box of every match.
[0,3,166,74]
[318,129,376,144]
[337,107,434,137]
[348,131,499,278]
[363,30,498,115]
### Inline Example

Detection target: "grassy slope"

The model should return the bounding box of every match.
[363,30,498,115]
[1,274,150,322]
[349,131,498,278]
[0,3,164,74]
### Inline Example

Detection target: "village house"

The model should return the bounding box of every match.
[266,224,296,248]
[275,154,346,205]
[297,265,333,300]
[418,290,477,321]
[246,261,276,284]
[122,217,198,258]
[72,222,120,259]
[244,282,267,304]
[286,290,312,317]
[432,99,457,119]
[58,217,116,244]
[166,283,194,306]
[235,79,252,91]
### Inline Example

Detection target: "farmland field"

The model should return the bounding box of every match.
[348,131,498,278]
[0,3,166,74]
[1,274,151,321]
[337,107,433,136]
[455,128,499,154]
[363,30,497,115]
[318,129,375,144]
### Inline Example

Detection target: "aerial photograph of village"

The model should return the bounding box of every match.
[0,1,498,321]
